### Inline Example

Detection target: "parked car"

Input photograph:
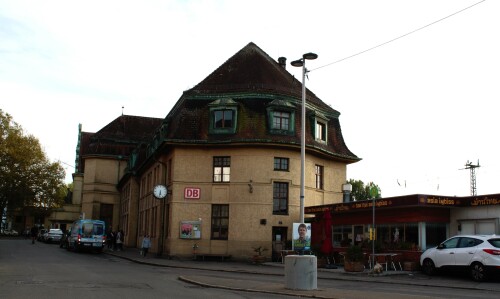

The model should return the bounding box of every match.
[67,219,106,253]
[420,234,500,281]
[1,229,19,236]
[45,229,64,243]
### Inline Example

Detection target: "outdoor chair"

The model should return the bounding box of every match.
[375,255,388,271]
[390,253,403,271]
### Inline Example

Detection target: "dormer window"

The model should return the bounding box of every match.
[214,109,234,128]
[208,98,238,134]
[272,111,290,130]
[311,111,328,144]
[266,99,296,135]
[316,120,327,142]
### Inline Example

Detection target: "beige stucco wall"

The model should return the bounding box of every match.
[81,158,126,226]
[72,173,83,205]
[122,179,141,246]
[134,146,347,260]
[47,204,81,223]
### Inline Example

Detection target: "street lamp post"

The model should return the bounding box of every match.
[291,52,317,224]
[372,195,375,270]
[285,53,318,291]
[369,185,380,270]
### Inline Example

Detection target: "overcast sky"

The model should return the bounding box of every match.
[1,0,498,198]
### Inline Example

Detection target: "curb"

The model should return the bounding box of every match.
[178,276,333,299]
[104,251,500,293]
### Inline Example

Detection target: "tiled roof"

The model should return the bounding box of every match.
[164,42,359,162]
[184,42,333,112]
[80,115,163,159]
[92,115,163,142]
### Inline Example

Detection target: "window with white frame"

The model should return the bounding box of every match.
[316,120,327,142]
[213,156,230,182]
[315,165,324,189]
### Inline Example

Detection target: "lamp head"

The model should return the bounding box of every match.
[303,52,318,60]
[290,59,304,67]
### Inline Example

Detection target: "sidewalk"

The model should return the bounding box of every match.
[104,248,500,298]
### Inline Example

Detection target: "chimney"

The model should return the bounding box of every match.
[278,57,286,69]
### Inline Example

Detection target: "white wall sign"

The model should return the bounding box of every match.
[184,187,201,199]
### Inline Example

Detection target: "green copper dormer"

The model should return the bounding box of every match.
[266,99,296,136]
[309,110,329,144]
[208,98,239,135]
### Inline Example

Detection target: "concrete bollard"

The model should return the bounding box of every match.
[284,255,317,290]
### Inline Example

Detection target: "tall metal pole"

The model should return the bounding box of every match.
[372,196,375,270]
[291,52,317,224]
[369,185,379,270]
[287,53,318,291]
[300,62,306,224]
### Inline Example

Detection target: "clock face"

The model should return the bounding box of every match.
[153,185,167,199]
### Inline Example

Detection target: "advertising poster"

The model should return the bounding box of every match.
[180,221,201,239]
[292,222,311,251]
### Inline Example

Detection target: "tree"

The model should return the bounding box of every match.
[0,109,66,221]
[347,179,382,201]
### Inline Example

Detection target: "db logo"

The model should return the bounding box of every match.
[184,187,201,199]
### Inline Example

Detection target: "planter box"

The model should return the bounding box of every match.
[251,255,266,264]
[344,261,365,272]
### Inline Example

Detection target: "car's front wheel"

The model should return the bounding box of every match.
[471,262,486,282]
[422,258,436,276]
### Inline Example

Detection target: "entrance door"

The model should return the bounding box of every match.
[100,204,113,232]
[272,226,288,262]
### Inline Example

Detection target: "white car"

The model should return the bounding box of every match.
[420,234,500,282]
[44,229,64,243]
[2,229,19,236]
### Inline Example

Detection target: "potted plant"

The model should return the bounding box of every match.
[343,245,365,272]
[311,245,327,268]
[251,246,268,264]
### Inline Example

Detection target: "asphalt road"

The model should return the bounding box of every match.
[1,238,499,299]
[0,239,295,299]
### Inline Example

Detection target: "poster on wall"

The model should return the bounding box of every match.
[292,222,311,251]
[180,221,201,239]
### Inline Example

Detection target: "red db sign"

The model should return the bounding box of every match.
[184,187,200,199]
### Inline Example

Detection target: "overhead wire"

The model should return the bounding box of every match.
[58,160,75,168]
[310,0,486,73]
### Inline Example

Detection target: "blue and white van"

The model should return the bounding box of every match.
[68,219,106,252]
